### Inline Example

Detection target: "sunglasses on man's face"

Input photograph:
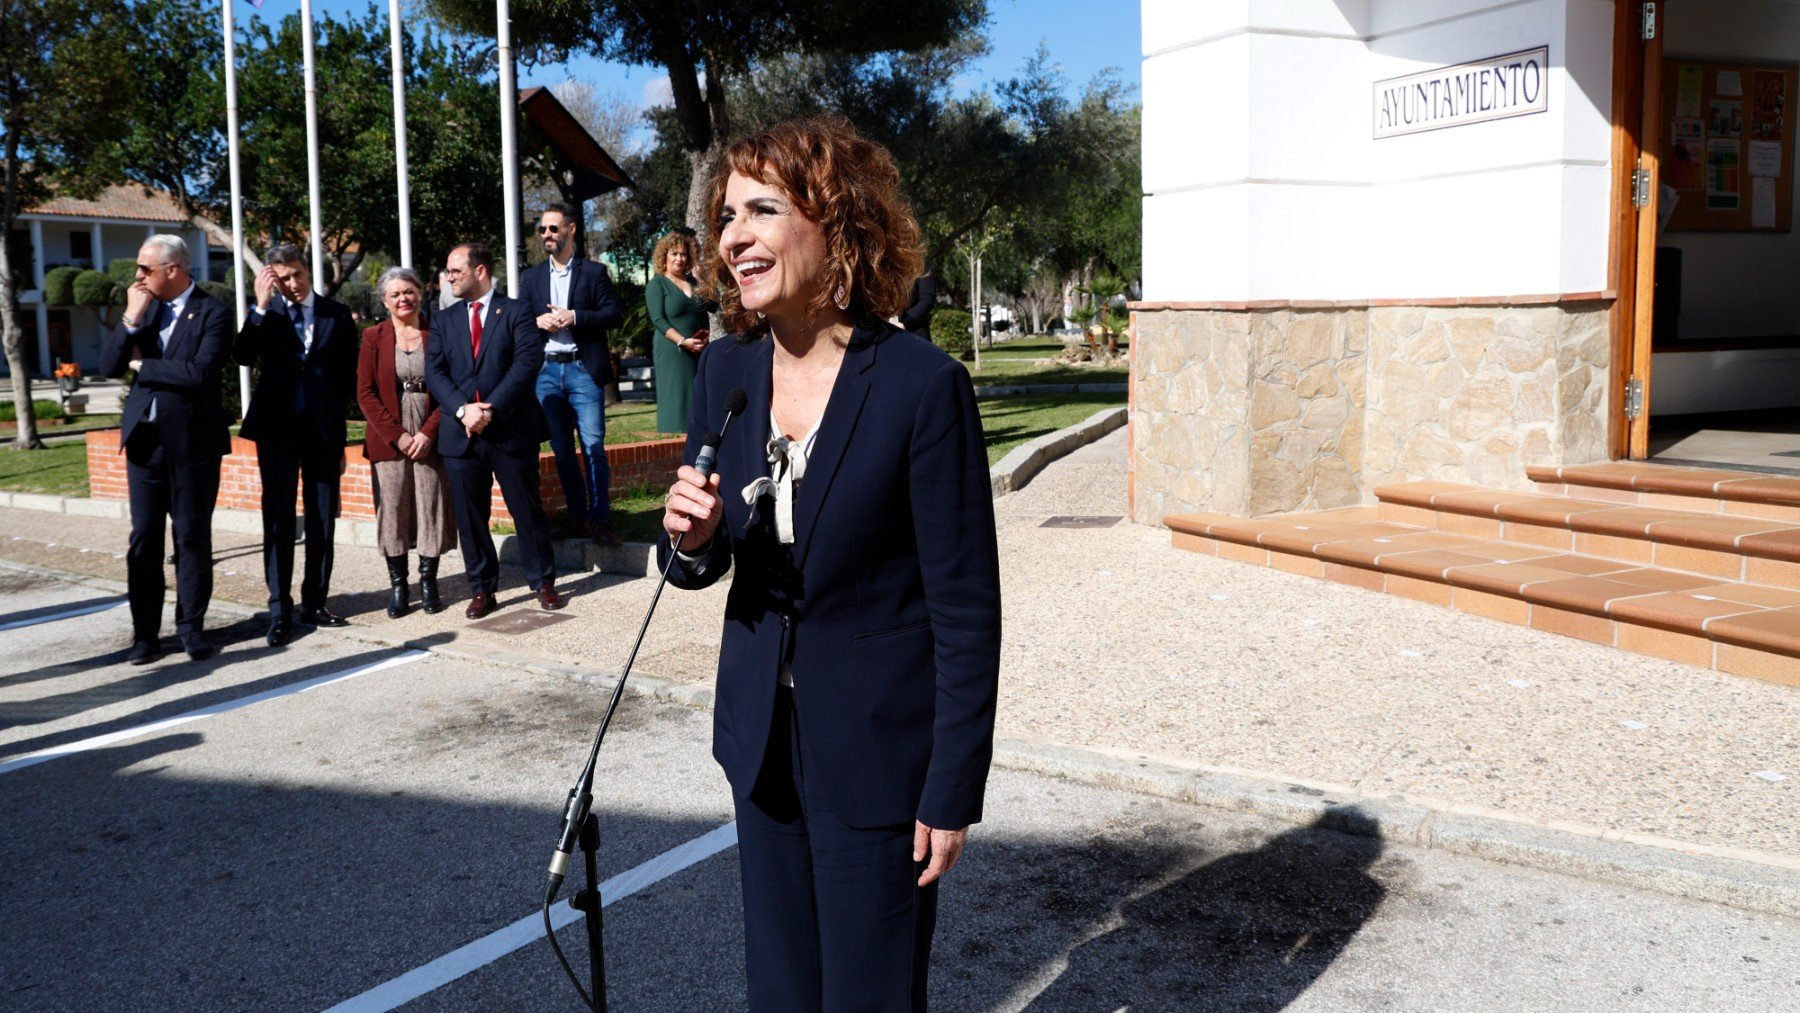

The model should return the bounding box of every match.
[134,262,168,275]
[538,224,564,234]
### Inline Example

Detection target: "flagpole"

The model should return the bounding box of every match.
[300,0,326,291]
[496,0,521,298]
[222,0,250,414]
[388,0,413,268]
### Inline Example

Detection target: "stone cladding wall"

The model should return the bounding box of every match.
[1130,300,1612,523]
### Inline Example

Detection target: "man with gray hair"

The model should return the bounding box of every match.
[100,235,233,663]
[235,244,359,645]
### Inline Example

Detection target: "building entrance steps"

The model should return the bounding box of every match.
[1168,470,1800,686]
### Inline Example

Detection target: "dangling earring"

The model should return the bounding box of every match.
[833,283,849,310]
[755,310,766,320]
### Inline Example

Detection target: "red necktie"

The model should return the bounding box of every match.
[469,301,484,359]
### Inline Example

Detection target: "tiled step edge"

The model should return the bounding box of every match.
[1375,481,1800,584]
[1166,512,1800,688]
[1526,462,1800,521]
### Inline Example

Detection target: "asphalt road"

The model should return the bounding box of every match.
[2,566,1797,1012]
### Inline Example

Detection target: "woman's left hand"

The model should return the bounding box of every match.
[913,821,968,887]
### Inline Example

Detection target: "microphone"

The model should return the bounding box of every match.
[543,386,749,907]
[688,389,747,489]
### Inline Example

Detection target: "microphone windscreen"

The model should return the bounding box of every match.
[702,430,722,449]
[724,388,748,415]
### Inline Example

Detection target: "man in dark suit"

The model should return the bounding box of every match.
[520,201,625,546]
[424,241,565,618]
[100,235,234,663]
[235,243,359,646]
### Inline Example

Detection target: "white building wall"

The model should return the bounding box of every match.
[1142,0,1615,303]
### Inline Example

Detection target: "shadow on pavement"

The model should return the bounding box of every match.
[939,807,1388,1012]
[0,632,454,749]
[0,593,128,630]
[0,727,742,1011]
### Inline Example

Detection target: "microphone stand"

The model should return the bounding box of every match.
[543,397,743,1011]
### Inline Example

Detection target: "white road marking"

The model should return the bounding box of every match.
[0,651,429,775]
[323,821,740,1012]
[0,598,126,632]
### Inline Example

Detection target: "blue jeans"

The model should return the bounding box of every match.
[535,359,609,525]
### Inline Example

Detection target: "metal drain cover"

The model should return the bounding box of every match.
[468,610,576,635]
[1039,516,1123,529]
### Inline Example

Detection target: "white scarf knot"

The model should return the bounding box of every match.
[742,431,810,544]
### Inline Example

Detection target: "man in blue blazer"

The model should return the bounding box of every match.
[235,244,359,645]
[100,235,234,663]
[520,202,626,545]
[424,241,564,619]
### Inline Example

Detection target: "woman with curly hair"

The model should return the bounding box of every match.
[645,230,711,432]
[659,116,1001,1010]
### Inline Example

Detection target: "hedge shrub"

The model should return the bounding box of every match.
[71,269,117,306]
[930,308,972,359]
[0,400,63,422]
[42,266,81,306]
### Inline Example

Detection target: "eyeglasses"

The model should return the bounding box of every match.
[133,262,168,275]
[538,224,564,234]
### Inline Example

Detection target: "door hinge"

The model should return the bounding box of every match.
[1625,377,1645,419]
[1641,2,1657,41]
[1632,166,1652,208]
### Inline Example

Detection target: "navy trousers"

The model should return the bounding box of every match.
[735,685,938,1012]
[256,428,342,617]
[443,439,554,594]
[124,426,221,641]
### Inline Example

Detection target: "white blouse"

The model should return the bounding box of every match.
[740,405,821,546]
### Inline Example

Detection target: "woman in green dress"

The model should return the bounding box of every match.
[646,232,711,433]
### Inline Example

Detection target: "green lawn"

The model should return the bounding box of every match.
[959,336,1128,387]
[0,413,122,438]
[979,393,1126,464]
[0,442,90,496]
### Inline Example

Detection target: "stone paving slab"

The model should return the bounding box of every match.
[2,427,1796,886]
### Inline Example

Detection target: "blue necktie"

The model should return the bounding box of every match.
[291,304,310,414]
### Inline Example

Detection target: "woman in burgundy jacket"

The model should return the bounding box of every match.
[357,266,456,617]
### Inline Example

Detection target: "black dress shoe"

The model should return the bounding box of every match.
[126,639,161,665]
[181,633,214,661]
[300,605,350,628]
[267,616,293,647]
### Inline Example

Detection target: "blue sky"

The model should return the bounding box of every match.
[239,0,1141,120]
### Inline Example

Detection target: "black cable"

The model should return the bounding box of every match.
[545,901,595,1010]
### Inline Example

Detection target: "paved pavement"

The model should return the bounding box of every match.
[9,428,1795,864]
[2,564,1797,1011]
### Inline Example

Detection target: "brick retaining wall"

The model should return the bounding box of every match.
[85,430,686,526]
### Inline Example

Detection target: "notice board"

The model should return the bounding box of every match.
[1662,58,1797,232]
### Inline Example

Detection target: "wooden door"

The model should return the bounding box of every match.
[1610,1,1664,459]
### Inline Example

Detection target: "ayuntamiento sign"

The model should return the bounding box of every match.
[1374,47,1550,138]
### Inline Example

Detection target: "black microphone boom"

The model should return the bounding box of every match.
[541,387,748,1011]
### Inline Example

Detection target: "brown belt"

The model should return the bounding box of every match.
[401,379,427,393]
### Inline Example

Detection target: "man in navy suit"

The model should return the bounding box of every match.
[424,241,565,619]
[100,235,234,663]
[235,243,359,646]
[520,201,625,546]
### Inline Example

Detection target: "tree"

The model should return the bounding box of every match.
[1,0,141,449]
[422,0,987,232]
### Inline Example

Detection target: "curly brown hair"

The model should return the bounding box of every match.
[702,115,925,336]
[651,232,698,277]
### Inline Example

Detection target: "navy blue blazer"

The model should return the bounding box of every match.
[657,321,1002,831]
[99,285,233,464]
[423,291,547,458]
[233,293,358,449]
[519,256,624,384]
